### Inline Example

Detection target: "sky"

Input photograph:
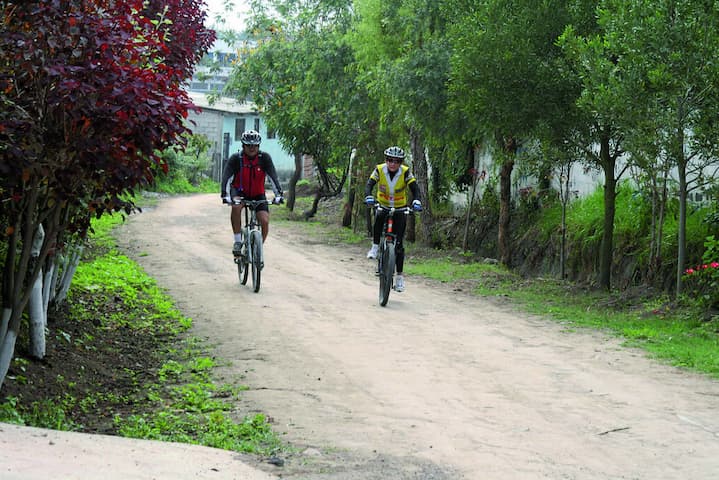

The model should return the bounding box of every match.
[202,0,251,28]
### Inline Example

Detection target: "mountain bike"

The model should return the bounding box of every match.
[232,199,269,293]
[373,204,411,306]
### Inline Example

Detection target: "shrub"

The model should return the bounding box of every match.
[683,236,719,310]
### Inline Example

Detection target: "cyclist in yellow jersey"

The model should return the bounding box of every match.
[364,146,422,292]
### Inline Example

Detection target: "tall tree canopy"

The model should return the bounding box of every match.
[224,0,363,217]
[448,0,582,266]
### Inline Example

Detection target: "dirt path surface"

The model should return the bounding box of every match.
[109,193,719,480]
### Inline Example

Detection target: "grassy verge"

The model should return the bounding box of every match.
[0,209,286,456]
[403,255,719,379]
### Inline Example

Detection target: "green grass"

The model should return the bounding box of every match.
[405,257,506,283]
[69,253,192,333]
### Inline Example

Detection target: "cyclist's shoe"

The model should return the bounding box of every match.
[394,275,405,292]
[233,241,243,257]
[366,244,379,259]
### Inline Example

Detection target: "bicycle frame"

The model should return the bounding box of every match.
[232,198,269,292]
[374,204,410,306]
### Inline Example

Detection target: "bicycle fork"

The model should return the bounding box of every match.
[378,213,396,274]
[386,214,394,240]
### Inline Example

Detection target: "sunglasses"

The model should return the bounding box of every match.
[386,158,402,164]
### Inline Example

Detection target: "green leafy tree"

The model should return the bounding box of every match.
[352,0,458,243]
[225,0,365,217]
[561,0,719,292]
[449,0,581,266]
[605,0,719,294]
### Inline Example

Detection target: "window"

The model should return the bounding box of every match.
[234,118,246,141]
[254,118,260,132]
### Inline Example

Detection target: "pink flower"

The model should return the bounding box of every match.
[686,268,695,275]
[711,262,719,268]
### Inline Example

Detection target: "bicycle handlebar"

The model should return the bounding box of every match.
[229,198,272,208]
[372,204,412,214]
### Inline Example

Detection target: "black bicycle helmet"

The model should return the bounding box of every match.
[241,129,261,145]
[384,146,405,160]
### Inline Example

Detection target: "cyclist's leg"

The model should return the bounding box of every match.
[257,210,269,242]
[230,188,245,255]
[373,209,386,244]
[368,209,386,259]
[255,195,270,241]
[393,213,408,274]
[231,205,244,232]
[230,188,244,235]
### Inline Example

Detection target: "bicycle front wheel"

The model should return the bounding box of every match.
[236,250,248,285]
[250,230,263,292]
[379,242,395,306]
[238,227,249,285]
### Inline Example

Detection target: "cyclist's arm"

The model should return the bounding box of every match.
[364,177,377,197]
[221,153,240,198]
[408,178,420,202]
[261,153,283,197]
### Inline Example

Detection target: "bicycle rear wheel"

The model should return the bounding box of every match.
[379,242,395,306]
[250,230,263,292]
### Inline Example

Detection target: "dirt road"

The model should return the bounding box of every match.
[114,193,719,479]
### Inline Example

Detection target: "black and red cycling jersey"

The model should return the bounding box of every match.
[220,151,282,200]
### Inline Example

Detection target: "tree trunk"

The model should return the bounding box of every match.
[498,136,517,267]
[462,177,478,251]
[0,321,18,390]
[342,149,356,228]
[28,225,46,359]
[304,190,322,219]
[676,161,688,295]
[54,245,83,306]
[286,152,303,212]
[409,128,431,245]
[28,272,46,359]
[559,163,571,280]
[43,260,56,314]
[598,134,617,291]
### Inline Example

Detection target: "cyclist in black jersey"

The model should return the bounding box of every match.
[221,130,283,256]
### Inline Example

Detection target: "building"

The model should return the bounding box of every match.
[186,92,297,183]
[185,39,309,184]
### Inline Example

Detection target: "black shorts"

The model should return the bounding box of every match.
[230,189,269,213]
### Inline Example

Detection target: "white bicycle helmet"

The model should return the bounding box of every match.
[384,146,405,160]
[241,130,261,145]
